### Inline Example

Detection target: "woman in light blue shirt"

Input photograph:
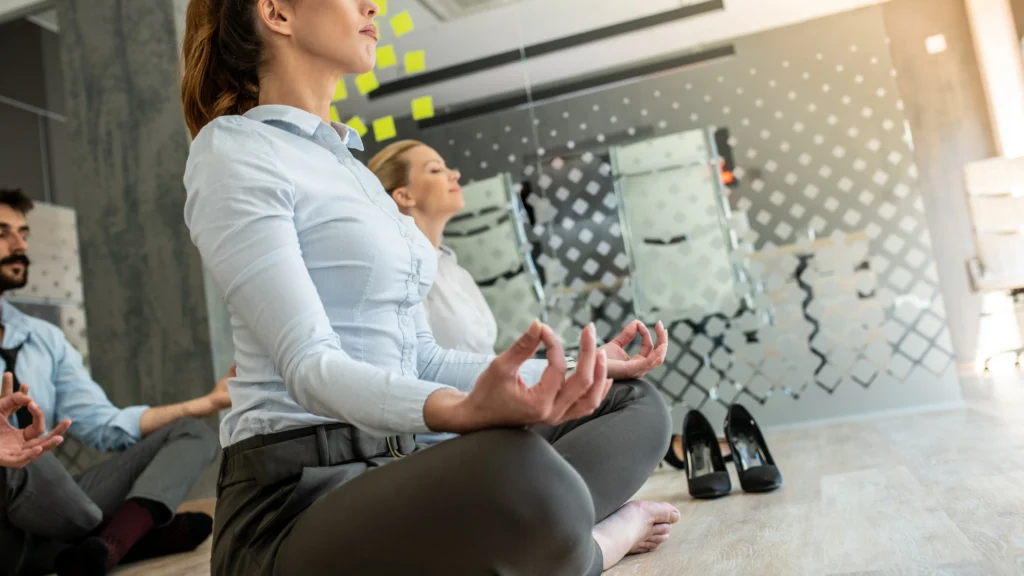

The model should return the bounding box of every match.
[181,1,678,574]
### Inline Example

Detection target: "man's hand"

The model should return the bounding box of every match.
[138,364,235,437]
[207,364,235,412]
[0,372,71,468]
[600,320,669,380]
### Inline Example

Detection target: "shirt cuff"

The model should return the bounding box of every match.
[385,376,454,434]
[112,405,150,443]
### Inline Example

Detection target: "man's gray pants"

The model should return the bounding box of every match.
[0,418,219,576]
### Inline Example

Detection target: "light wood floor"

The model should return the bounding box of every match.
[112,372,1024,575]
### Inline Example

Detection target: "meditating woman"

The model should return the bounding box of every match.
[180,0,679,574]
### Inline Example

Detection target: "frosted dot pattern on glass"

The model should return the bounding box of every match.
[612,130,710,176]
[353,10,953,425]
[443,219,524,283]
[442,174,546,352]
[613,139,739,321]
[479,273,546,352]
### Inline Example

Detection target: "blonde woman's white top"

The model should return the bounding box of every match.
[423,246,498,355]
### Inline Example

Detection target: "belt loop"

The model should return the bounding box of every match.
[216,450,227,498]
[315,425,329,466]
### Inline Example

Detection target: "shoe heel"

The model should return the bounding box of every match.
[723,403,782,493]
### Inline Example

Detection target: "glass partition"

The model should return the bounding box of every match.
[341,0,960,429]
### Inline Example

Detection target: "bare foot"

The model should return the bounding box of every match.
[592,500,680,570]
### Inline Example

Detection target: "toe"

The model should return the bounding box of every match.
[647,534,670,545]
[652,523,672,536]
[637,501,677,522]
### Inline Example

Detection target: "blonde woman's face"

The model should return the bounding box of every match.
[400,146,464,218]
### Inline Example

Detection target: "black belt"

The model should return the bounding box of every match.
[220,424,416,488]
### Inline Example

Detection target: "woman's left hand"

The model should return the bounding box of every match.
[600,320,669,380]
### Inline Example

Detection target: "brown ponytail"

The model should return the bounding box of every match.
[181,0,264,138]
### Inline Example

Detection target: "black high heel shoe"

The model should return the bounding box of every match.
[682,410,732,499]
[723,403,782,493]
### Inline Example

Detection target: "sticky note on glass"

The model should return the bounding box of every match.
[329,105,341,123]
[377,45,397,69]
[405,50,426,74]
[332,79,347,102]
[355,71,379,95]
[373,116,397,142]
[390,11,414,37]
[376,0,388,17]
[347,116,369,137]
[411,96,435,121]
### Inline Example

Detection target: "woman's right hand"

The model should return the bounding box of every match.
[424,321,611,434]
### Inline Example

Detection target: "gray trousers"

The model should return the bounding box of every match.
[0,417,219,576]
[212,379,671,576]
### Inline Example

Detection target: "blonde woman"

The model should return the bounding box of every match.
[369,141,498,445]
[180,0,678,574]
[369,141,497,357]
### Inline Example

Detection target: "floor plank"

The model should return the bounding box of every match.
[104,372,1024,575]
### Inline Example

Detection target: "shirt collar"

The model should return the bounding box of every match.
[438,244,457,264]
[0,300,31,348]
[243,105,364,151]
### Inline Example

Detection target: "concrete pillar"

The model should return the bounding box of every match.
[53,0,215,407]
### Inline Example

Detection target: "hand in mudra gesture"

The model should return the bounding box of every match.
[601,320,670,380]
[0,372,71,469]
[457,320,611,431]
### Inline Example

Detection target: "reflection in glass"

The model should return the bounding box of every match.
[611,129,743,323]
[442,173,546,351]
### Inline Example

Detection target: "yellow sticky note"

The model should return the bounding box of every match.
[390,11,415,37]
[373,116,397,142]
[376,0,388,17]
[411,96,435,121]
[376,45,397,69]
[404,50,426,74]
[355,71,379,95]
[347,116,369,137]
[329,105,341,123]
[332,79,347,102]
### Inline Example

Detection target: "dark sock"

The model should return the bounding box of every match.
[54,537,109,576]
[97,499,160,566]
[57,497,166,574]
[120,512,214,564]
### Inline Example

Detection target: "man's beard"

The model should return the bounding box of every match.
[0,254,30,292]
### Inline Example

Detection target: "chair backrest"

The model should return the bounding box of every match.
[964,156,1024,291]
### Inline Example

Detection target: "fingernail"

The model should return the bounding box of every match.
[598,349,607,361]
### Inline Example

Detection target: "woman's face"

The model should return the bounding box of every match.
[397,146,464,219]
[268,0,381,75]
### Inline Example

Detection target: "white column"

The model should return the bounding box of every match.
[966,0,1024,158]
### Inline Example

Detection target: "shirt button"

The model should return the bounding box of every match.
[402,317,410,325]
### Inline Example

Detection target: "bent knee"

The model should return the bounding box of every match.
[467,431,594,533]
[620,379,671,431]
[165,417,219,461]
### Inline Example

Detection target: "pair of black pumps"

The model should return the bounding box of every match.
[664,404,782,499]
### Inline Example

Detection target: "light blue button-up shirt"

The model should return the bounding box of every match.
[1,299,147,452]
[184,105,543,447]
